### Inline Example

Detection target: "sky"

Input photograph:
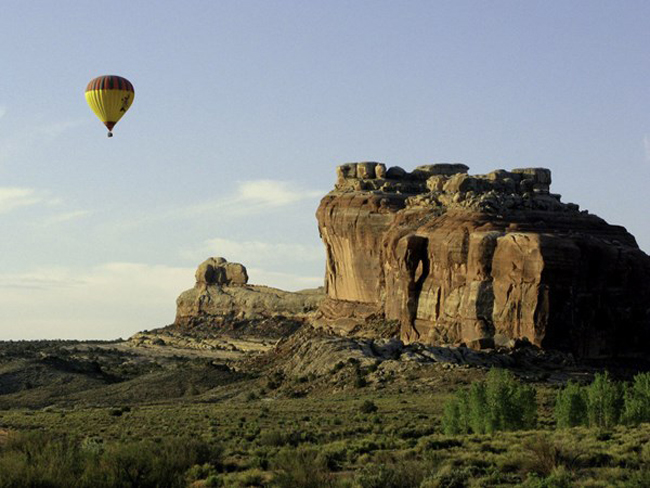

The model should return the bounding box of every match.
[1,1,649,340]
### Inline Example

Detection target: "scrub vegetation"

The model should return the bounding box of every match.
[1,340,650,487]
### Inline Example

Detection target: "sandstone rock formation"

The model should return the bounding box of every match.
[315,162,650,358]
[175,257,325,327]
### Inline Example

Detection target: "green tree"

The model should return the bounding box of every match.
[586,372,623,429]
[623,372,650,425]
[555,381,588,428]
[441,368,537,435]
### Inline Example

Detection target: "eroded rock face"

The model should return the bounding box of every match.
[315,163,650,358]
[176,257,325,327]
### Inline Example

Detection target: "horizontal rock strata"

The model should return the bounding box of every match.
[315,162,650,358]
[175,257,325,327]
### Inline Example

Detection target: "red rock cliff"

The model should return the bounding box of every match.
[315,162,650,358]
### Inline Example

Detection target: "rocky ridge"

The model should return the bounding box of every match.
[315,162,650,358]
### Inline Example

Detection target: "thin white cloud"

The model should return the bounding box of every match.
[0,269,87,290]
[183,237,324,266]
[0,187,69,216]
[0,262,194,339]
[106,179,325,234]
[41,209,92,225]
[179,179,324,218]
[238,180,323,207]
[0,187,50,214]
[0,106,6,121]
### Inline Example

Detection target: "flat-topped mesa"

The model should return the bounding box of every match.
[316,162,650,358]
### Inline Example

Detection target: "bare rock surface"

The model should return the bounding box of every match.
[175,257,325,327]
[273,328,585,385]
[315,162,650,358]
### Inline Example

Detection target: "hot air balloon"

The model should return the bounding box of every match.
[85,75,134,137]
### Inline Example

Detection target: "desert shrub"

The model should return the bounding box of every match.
[520,435,583,477]
[80,436,105,454]
[419,463,478,488]
[226,468,267,487]
[204,474,225,487]
[316,442,349,471]
[186,462,219,483]
[260,429,316,448]
[85,436,221,487]
[260,430,289,447]
[626,470,650,488]
[0,432,87,488]
[272,446,334,487]
[441,368,537,434]
[355,460,431,488]
[367,361,380,373]
[520,466,573,488]
[554,381,588,428]
[623,372,650,425]
[266,371,284,390]
[586,372,623,429]
[332,361,345,372]
[0,433,223,488]
[360,400,378,414]
[417,436,463,452]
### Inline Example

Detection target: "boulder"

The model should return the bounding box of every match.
[195,257,248,287]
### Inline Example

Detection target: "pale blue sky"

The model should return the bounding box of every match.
[1,1,648,339]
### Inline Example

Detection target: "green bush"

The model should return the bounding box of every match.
[554,381,588,428]
[520,435,584,477]
[272,446,334,487]
[623,372,650,425]
[0,432,223,488]
[356,460,430,488]
[315,442,349,471]
[227,469,266,487]
[442,368,537,435]
[520,467,574,488]
[260,429,289,447]
[420,464,477,488]
[355,376,368,388]
[186,463,219,483]
[360,400,378,414]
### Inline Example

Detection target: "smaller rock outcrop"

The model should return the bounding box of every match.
[175,257,325,327]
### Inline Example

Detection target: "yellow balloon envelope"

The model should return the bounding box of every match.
[85,75,134,137]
